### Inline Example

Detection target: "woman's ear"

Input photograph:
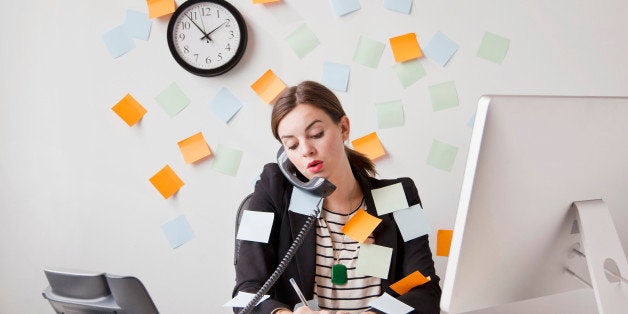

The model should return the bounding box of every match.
[340,115,350,142]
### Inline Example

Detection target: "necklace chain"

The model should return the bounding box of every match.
[322,197,365,264]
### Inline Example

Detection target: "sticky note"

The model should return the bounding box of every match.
[253,0,280,3]
[427,140,458,172]
[155,82,190,117]
[289,187,323,216]
[147,0,175,19]
[393,204,430,242]
[285,24,319,59]
[124,10,152,41]
[477,32,510,64]
[390,270,431,295]
[351,132,386,160]
[428,81,458,111]
[371,182,408,216]
[467,113,476,128]
[342,208,382,243]
[383,0,413,14]
[437,229,453,256]
[368,292,413,313]
[178,132,212,164]
[223,291,270,307]
[321,61,350,92]
[112,93,146,126]
[353,36,386,68]
[356,243,393,279]
[102,25,135,58]
[330,0,361,16]
[161,214,195,249]
[149,165,184,199]
[392,59,426,88]
[211,144,243,176]
[424,31,459,67]
[236,210,275,243]
[389,33,422,63]
[208,87,243,123]
[375,100,404,129]
[251,69,287,104]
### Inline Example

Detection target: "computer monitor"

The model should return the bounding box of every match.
[440,96,628,313]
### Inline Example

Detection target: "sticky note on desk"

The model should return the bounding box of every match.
[375,100,404,129]
[223,291,270,307]
[330,0,361,16]
[251,69,287,104]
[356,243,393,279]
[428,81,458,111]
[353,36,386,68]
[393,204,430,242]
[155,82,190,117]
[437,229,454,256]
[424,31,459,67]
[289,187,322,216]
[112,93,146,126]
[427,139,458,172]
[390,270,431,295]
[371,182,408,216]
[124,10,152,41]
[342,208,382,243]
[178,132,212,164]
[147,0,175,19]
[477,31,510,64]
[392,59,426,89]
[368,292,413,313]
[149,165,184,199]
[161,214,195,249]
[211,144,243,176]
[383,0,413,14]
[321,61,350,92]
[351,132,386,160]
[102,25,135,58]
[208,87,242,124]
[389,33,422,63]
[237,210,274,243]
[285,24,320,59]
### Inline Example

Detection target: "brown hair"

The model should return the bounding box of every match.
[271,81,376,178]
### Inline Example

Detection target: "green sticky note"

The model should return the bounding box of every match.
[427,139,458,171]
[155,82,190,117]
[356,243,393,279]
[375,100,404,129]
[211,144,243,176]
[477,32,510,64]
[392,59,426,88]
[429,81,458,111]
[353,35,386,68]
[371,182,408,216]
[285,24,320,59]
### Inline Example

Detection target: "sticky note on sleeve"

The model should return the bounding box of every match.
[112,93,146,126]
[149,165,184,199]
[178,132,212,164]
[236,210,275,243]
[437,229,454,256]
[351,132,386,160]
[342,208,382,243]
[251,69,287,104]
[392,204,430,242]
[390,270,431,295]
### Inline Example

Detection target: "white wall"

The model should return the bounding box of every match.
[0,0,626,313]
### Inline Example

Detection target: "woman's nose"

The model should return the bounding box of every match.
[300,141,315,156]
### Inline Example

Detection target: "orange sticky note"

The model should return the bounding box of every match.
[253,0,280,3]
[147,0,175,19]
[112,93,147,127]
[389,33,423,63]
[251,69,287,104]
[149,165,184,199]
[342,208,382,243]
[437,229,453,256]
[390,270,431,295]
[178,132,212,164]
[351,132,386,160]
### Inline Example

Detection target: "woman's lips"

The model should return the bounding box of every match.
[307,160,323,173]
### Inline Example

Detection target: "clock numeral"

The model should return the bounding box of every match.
[181,21,190,30]
[194,54,199,62]
[217,53,223,61]
[178,33,185,40]
[225,18,231,27]
[216,10,220,19]
[202,7,211,16]
[190,11,198,20]
[229,30,234,39]
[205,57,212,64]
[184,46,190,54]
[225,43,231,51]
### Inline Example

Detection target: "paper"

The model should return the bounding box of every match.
[477,32,510,64]
[390,270,431,295]
[351,132,386,160]
[124,10,152,41]
[208,87,243,123]
[147,0,175,19]
[211,144,243,176]
[375,100,404,129]
[356,243,393,279]
[285,24,320,59]
[330,0,361,16]
[467,113,476,128]
[392,59,426,88]
[428,81,458,111]
[321,61,350,92]
[251,69,287,104]
[178,132,212,164]
[236,210,275,243]
[424,31,459,67]
[155,82,190,117]
[112,93,146,126]
[371,182,408,216]
[102,25,135,58]
[161,214,195,249]
[392,204,430,242]
[426,139,458,172]
[223,291,270,307]
[389,33,422,63]
[149,165,184,199]
[342,208,382,243]
[368,292,413,313]
[353,36,386,68]
[383,0,413,14]
[437,229,453,256]
[289,187,322,216]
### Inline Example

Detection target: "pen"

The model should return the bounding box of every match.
[289,277,310,308]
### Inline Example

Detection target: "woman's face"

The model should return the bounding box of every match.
[276,103,350,181]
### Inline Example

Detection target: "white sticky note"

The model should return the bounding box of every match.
[236,210,274,243]
[208,87,243,124]
[124,10,152,41]
[356,243,393,279]
[321,61,350,92]
[223,291,270,307]
[288,187,322,216]
[368,292,413,314]
[393,204,430,242]
[383,0,413,14]
[371,183,409,216]
[329,0,361,16]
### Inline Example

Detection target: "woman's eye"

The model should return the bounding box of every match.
[287,143,298,150]
[311,131,324,139]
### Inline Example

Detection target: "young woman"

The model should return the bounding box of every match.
[234,81,441,314]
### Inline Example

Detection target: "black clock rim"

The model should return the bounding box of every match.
[167,0,248,77]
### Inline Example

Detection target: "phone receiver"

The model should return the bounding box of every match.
[277,146,336,198]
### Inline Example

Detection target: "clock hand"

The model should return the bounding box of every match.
[199,21,227,41]
[184,13,212,42]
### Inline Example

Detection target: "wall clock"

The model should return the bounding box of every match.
[167,0,247,77]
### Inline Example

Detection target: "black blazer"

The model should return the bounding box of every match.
[234,163,441,313]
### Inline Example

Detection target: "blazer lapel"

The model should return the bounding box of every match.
[288,198,317,299]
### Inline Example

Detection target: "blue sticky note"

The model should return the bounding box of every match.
[124,10,152,41]
[383,0,413,14]
[208,87,243,123]
[467,113,476,128]
[161,214,195,249]
[330,0,361,16]
[392,204,430,242]
[288,187,322,216]
[424,31,459,67]
[321,62,350,92]
[102,25,135,58]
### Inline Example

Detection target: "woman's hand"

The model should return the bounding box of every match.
[291,306,332,314]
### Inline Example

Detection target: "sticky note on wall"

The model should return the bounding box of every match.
[112,93,146,126]
[211,144,243,176]
[147,0,175,19]
[477,32,510,64]
[178,132,212,164]
[149,165,184,199]
[389,33,422,62]
[251,69,287,104]
[155,82,190,117]
[284,24,320,59]
[437,229,453,256]
[161,214,195,249]
[351,132,386,160]
[353,36,386,68]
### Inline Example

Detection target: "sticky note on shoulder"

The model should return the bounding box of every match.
[236,210,275,243]
[112,93,146,126]
[390,270,431,295]
[251,69,287,104]
[149,165,184,199]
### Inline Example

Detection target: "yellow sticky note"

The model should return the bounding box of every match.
[112,93,147,127]
[253,0,280,3]
[178,132,212,164]
[389,33,423,63]
[437,229,453,256]
[390,270,431,295]
[351,132,386,160]
[149,165,184,199]
[147,0,175,19]
[342,208,382,243]
[251,69,287,104]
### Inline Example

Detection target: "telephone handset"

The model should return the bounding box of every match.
[276,146,336,198]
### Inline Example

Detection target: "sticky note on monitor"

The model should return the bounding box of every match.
[124,10,152,41]
[351,132,386,160]
[161,214,195,249]
[393,204,430,242]
[236,210,274,243]
[428,81,459,111]
[208,87,243,124]
[437,229,454,256]
[424,31,459,67]
[321,61,350,92]
[149,165,184,199]
[178,132,212,164]
[342,208,382,243]
[390,270,431,295]
[368,292,413,313]
[251,69,287,104]
[285,24,320,59]
[211,144,243,176]
[289,187,322,216]
[330,0,361,16]
[389,32,422,63]
[427,139,458,172]
[371,182,408,216]
[392,59,426,89]
[477,31,510,64]
[356,243,393,279]
[147,0,175,19]
[112,93,146,126]
[353,36,386,68]
[102,25,135,58]
[155,82,190,117]
[223,291,270,307]
[375,100,404,129]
